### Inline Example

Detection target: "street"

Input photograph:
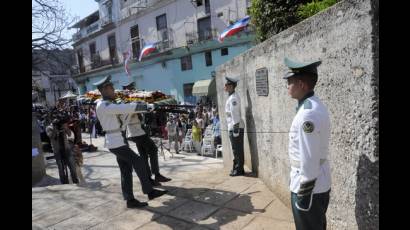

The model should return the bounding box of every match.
[32,134,295,230]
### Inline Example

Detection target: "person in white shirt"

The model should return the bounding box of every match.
[283,57,331,230]
[125,99,172,185]
[224,77,245,176]
[165,115,179,154]
[94,75,167,209]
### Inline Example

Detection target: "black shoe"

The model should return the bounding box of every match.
[150,178,162,186]
[155,174,172,183]
[229,170,237,177]
[148,189,168,200]
[126,199,148,209]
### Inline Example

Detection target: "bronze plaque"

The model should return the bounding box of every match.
[255,67,269,96]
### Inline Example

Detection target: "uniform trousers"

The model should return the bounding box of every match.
[109,133,153,200]
[130,134,159,177]
[229,129,244,173]
[291,189,330,230]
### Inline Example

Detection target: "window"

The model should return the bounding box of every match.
[197,16,212,41]
[183,83,194,97]
[205,51,212,66]
[196,0,203,6]
[89,42,96,59]
[107,34,118,64]
[221,47,228,56]
[205,0,210,14]
[130,25,140,58]
[156,14,167,31]
[181,55,192,71]
[77,48,84,73]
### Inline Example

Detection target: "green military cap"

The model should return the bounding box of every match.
[283,57,321,79]
[225,76,239,86]
[93,75,112,88]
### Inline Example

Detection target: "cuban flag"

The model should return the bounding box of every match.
[138,43,157,61]
[218,15,251,43]
[123,47,132,76]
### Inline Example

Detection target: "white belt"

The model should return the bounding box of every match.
[105,128,122,134]
[290,159,327,169]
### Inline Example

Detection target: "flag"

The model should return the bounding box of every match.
[138,43,157,61]
[123,47,132,76]
[218,16,251,43]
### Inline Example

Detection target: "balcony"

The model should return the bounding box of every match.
[156,28,173,52]
[186,28,218,45]
[86,21,100,34]
[100,16,113,27]
[72,32,82,42]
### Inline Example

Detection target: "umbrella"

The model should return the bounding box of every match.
[60,91,78,99]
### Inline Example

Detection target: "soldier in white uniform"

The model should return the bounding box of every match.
[283,57,331,230]
[224,77,245,176]
[123,83,172,186]
[94,75,167,209]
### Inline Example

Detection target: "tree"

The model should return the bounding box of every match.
[32,0,75,71]
[249,0,310,42]
[297,0,339,20]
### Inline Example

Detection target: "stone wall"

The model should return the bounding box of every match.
[215,0,379,229]
[32,112,46,185]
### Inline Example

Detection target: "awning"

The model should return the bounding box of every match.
[192,78,216,96]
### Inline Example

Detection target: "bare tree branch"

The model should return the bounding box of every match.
[32,0,76,71]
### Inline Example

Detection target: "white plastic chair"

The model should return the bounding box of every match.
[215,144,222,158]
[181,130,194,152]
[201,137,214,156]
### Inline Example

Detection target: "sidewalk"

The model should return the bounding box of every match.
[32,134,295,229]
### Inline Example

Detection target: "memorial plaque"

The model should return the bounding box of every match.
[255,67,269,96]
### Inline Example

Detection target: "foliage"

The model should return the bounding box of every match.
[249,0,311,42]
[297,0,339,20]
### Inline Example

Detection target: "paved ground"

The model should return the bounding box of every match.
[33,134,295,229]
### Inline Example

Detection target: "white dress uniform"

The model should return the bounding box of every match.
[225,91,244,132]
[288,95,331,196]
[126,114,146,138]
[96,100,148,149]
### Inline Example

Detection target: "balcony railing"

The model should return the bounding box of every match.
[86,21,100,34]
[72,32,82,42]
[186,28,218,45]
[156,28,173,52]
[100,16,113,27]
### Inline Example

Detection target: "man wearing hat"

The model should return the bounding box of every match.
[224,76,245,176]
[122,81,136,91]
[283,57,331,230]
[126,102,172,186]
[94,75,167,209]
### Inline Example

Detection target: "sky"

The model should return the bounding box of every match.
[60,0,99,46]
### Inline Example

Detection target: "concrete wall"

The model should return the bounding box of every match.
[215,0,379,229]
[32,112,46,185]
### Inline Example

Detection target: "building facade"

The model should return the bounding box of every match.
[32,49,78,107]
[71,0,255,103]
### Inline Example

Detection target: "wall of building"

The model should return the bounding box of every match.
[74,0,250,70]
[83,43,252,102]
[215,0,378,229]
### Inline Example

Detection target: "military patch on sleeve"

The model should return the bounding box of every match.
[232,101,237,106]
[302,121,314,133]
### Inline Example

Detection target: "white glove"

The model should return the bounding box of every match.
[147,103,155,111]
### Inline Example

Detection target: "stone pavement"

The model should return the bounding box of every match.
[33,134,295,229]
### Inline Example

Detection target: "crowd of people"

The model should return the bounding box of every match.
[33,100,89,185]
[162,102,221,155]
